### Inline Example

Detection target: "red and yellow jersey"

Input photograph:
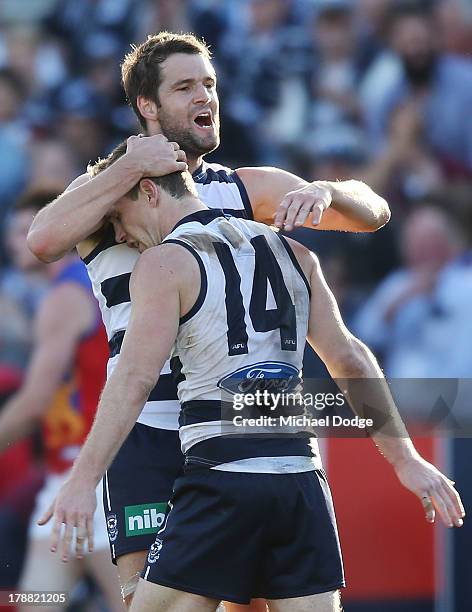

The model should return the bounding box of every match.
[42,260,108,474]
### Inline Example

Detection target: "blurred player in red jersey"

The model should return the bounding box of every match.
[0,191,123,611]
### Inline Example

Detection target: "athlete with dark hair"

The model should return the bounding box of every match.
[29,32,391,610]
[42,159,463,611]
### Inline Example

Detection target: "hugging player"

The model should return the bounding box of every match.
[42,148,463,611]
[29,32,392,610]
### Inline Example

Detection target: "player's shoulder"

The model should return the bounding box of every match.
[279,235,317,283]
[281,235,313,260]
[234,165,288,183]
[132,243,199,289]
[202,161,234,173]
[234,165,269,186]
[194,161,239,184]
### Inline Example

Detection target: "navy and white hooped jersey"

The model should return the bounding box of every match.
[165,209,321,473]
[82,162,252,430]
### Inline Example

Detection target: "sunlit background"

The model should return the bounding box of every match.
[0,0,471,610]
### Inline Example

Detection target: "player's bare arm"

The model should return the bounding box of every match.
[0,282,96,451]
[286,237,465,529]
[27,135,188,262]
[238,166,391,232]
[39,244,197,561]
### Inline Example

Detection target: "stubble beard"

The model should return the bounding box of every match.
[159,112,220,160]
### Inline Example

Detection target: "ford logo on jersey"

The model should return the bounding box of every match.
[217,361,301,395]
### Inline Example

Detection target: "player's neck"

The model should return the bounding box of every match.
[187,156,204,175]
[144,124,203,175]
[159,196,208,240]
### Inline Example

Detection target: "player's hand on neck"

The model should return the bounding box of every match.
[145,121,203,176]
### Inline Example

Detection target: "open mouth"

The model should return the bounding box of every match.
[194,112,213,129]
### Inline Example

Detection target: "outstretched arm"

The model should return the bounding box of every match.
[27,135,188,262]
[237,166,390,233]
[39,245,186,561]
[288,239,464,528]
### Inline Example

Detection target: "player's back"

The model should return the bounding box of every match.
[164,209,320,473]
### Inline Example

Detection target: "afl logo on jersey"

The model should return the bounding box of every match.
[218,361,301,395]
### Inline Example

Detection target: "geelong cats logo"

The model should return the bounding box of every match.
[106,513,118,543]
[147,538,163,564]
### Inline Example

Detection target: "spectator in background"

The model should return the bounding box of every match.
[355,0,392,55]
[360,0,472,176]
[4,26,52,96]
[0,191,51,369]
[83,42,137,142]
[54,79,109,167]
[308,0,364,134]
[46,0,138,74]
[191,0,230,54]
[0,69,29,227]
[218,0,311,164]
[0,0,58,24]
[436,0,472,56]
[352,205,465,377]
[0,194,123,610]
[0,191,53,591]
[138,0,191,39]
[294,123,398,292]
[27,139,80,193]
[362,98,445,207]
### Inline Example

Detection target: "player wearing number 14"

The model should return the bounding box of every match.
[48,145,464,612]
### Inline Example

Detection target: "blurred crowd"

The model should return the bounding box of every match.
[0,0,471,604]
[0,0,471,376]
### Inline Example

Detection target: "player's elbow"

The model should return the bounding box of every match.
[375,196,391,229]
[119,368,157,404]
[351,181,391,231]
[327,336,371,379]
[366,192,390,231]
[27,227,64,263]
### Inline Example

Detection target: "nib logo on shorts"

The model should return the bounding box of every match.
[124,502,168,537]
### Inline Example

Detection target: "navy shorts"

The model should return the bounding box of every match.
[103,423,184,563]
[142,468,345,604]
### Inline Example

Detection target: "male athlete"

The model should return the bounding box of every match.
[29,32,390,608]
[41,153,463,612]
[0,192,123,611]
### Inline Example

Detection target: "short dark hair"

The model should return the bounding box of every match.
[88,140,197,200]
[15,189,61,214]
[121,32,211,130]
